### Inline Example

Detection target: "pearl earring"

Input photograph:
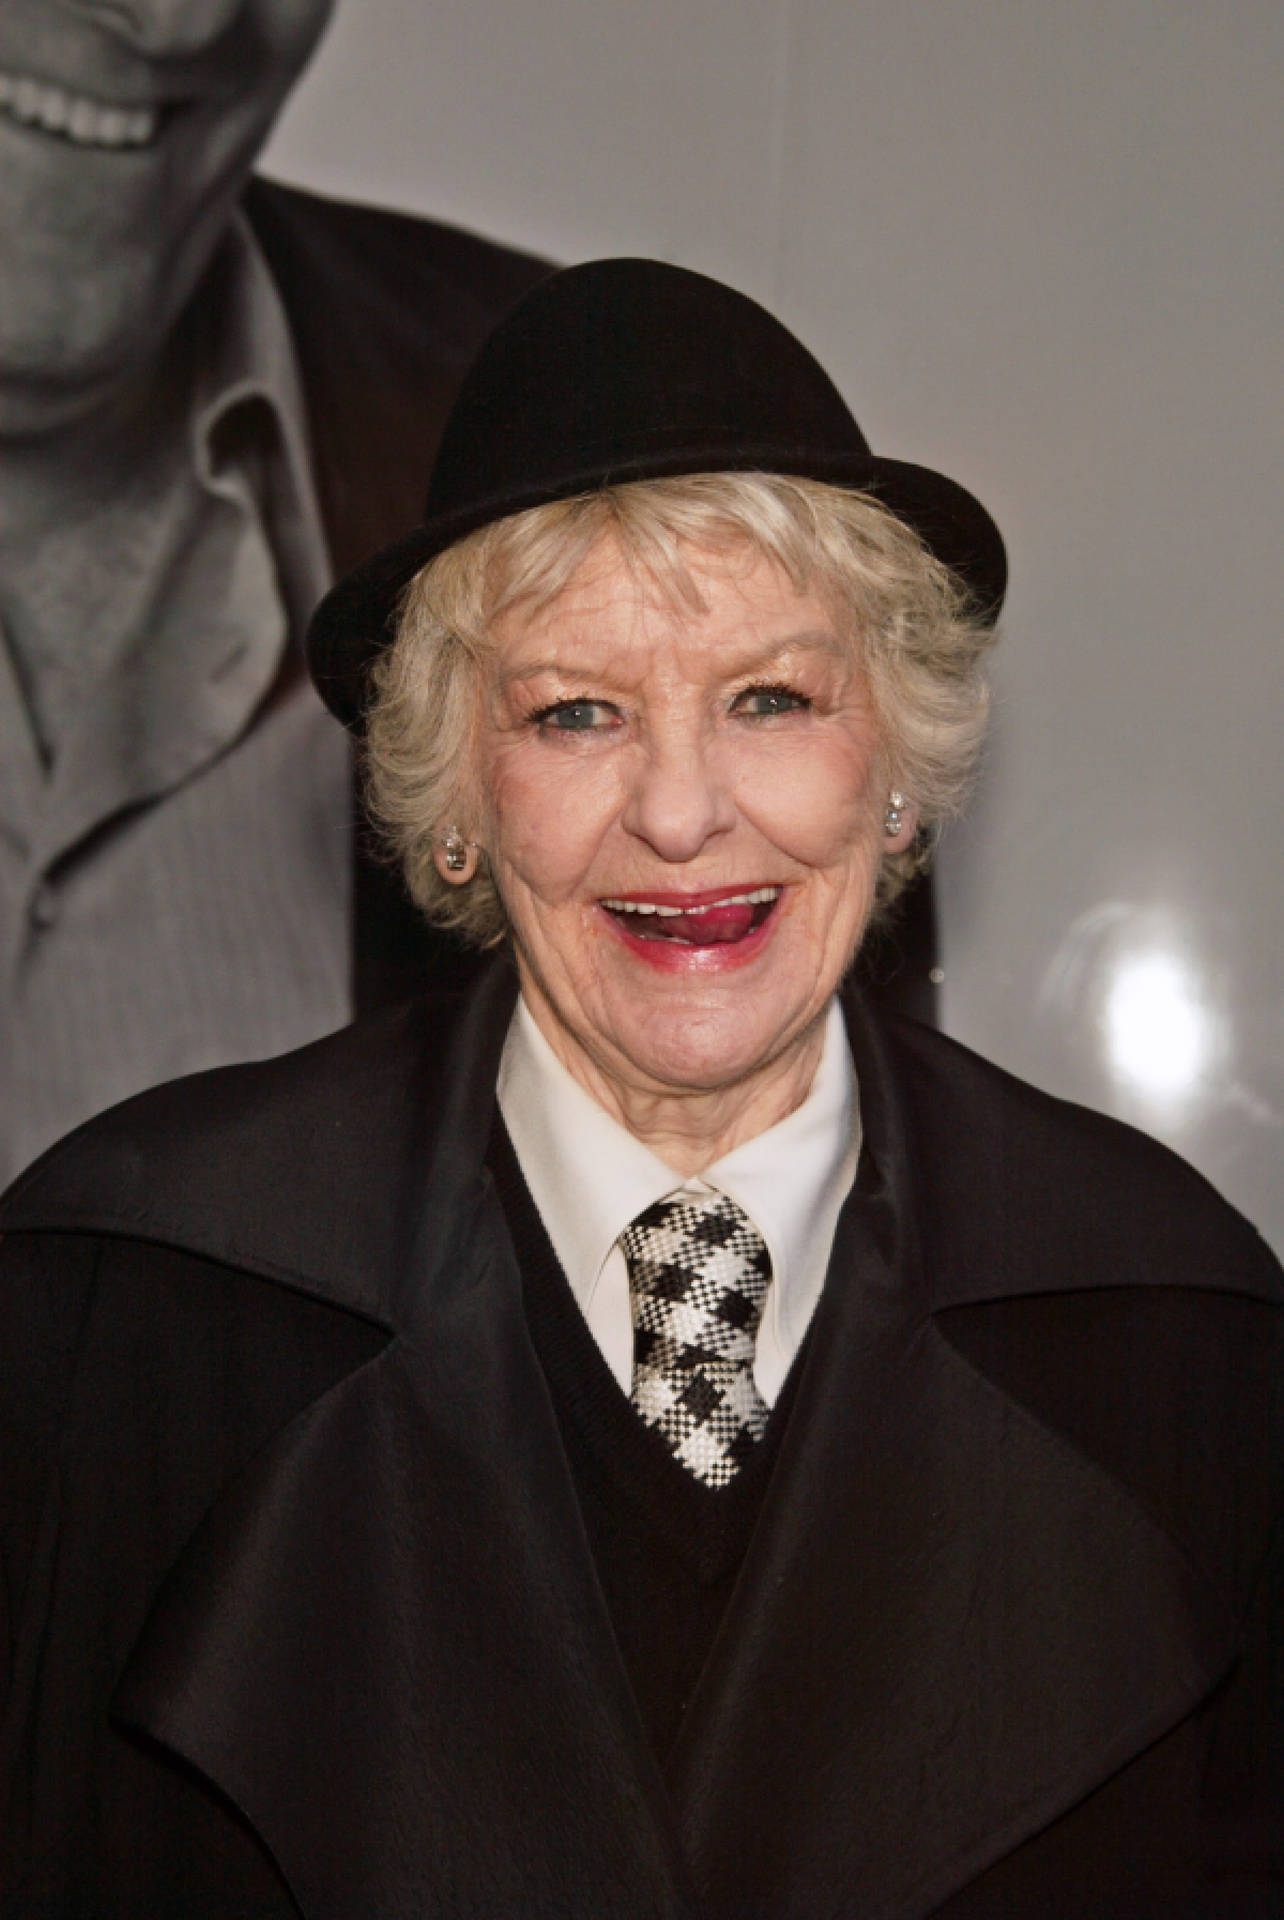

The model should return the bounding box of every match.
[884,790,908,838]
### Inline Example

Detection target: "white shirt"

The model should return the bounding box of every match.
[497,995,860,1406]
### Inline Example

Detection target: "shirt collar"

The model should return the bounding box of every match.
[194,209,310,475]
[497,993,860,1385]
[192,208,331,628]
[497,996,679,1314]
[710,997,860,1385]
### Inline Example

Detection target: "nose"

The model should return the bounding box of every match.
[75,0,247,58]
[621,735,737,864]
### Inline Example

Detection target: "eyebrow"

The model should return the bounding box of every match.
[496,628,850,690]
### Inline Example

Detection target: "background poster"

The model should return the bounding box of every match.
[5,0,1280,1249]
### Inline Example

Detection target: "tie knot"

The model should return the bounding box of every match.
[621,1191,771,1324]
[620,1191,772,1486]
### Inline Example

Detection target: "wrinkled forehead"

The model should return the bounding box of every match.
[486,523,854,654]
[486,531,858,693]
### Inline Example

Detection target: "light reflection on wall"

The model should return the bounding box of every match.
[1101,950,1218,1114]
[1037,903,1229,1128]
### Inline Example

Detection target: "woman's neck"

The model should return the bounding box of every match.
[520,984,828,1176]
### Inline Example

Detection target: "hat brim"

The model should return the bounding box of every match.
[307,450,1005,735]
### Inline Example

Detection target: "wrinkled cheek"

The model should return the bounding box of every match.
[485,757,621,911]
[751,784,883,874]
[481,797,584,942]
[490,828,584,920]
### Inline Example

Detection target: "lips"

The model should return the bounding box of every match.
[0,68,161,149]
[600,886,779,948]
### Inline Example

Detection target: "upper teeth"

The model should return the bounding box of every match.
[0,70,159,148]
[601,887,779,917]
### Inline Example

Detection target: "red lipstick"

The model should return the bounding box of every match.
[597,885,783,970]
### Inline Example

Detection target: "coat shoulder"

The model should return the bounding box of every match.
[2,957,520,1331]
[0,994,454,1278]
[871,1015,1284,1627]
[877,1010,1282,1306]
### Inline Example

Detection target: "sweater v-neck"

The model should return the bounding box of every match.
[487,1111,808,1758]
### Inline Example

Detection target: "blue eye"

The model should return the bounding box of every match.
[733,685,809,717]
[535,699,614,732]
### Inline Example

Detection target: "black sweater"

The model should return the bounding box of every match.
[488,1115,805,1762]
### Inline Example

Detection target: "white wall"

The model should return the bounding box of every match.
[267,0,1284,1249]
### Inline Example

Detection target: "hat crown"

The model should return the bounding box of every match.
[424,258,871,526]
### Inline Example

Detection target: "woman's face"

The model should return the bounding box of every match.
[471,535,916,1110]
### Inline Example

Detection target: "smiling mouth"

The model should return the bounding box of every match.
[600,887,780,947]
[0,68,161,149]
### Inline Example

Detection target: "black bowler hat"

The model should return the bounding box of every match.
[307,257,1006,733]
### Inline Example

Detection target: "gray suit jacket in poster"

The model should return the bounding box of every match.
[1,958,1281,1917]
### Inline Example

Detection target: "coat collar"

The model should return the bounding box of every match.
[78,960,694,1914]
[667,1181,1237,1917]
[111,1180,696,1918]
[8,958,1272,1327]
[0,958,520,1331]
[8,963,1262,1917]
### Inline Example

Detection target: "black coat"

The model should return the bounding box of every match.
[2,959,1281,1918]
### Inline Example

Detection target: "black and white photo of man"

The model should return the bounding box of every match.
[0,0,547,1184]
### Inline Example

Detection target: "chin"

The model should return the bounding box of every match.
[0,266,166,412]
[615,1006,800,1097]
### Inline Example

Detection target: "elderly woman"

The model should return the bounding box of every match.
[1,261,1280,1919]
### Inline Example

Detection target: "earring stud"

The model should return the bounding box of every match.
[884,790,908,838]
[442,828,469,873]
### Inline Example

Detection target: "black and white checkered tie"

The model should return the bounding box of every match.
[620,1192,771,1488]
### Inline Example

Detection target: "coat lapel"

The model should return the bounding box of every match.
[109,963,692,1919]
[667,1000,1240,1920]
[112,1264,690,1917]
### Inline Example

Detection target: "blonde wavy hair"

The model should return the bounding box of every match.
[364,472,996,947]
